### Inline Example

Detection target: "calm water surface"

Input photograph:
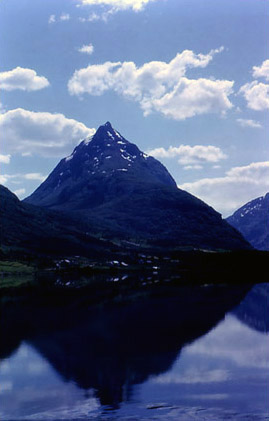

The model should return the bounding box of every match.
[0,282,268,420]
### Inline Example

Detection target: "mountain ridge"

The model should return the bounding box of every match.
[0,184,118,258]
[226,193,269,250]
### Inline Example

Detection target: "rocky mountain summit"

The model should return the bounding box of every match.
[25,121,176,209]
[24,122,250,250]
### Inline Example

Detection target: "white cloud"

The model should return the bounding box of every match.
[77,0,158,12]
[183,164,203,170]
[14,188,26,198]
[0,67,50,92]
[60,13,70,21]
[148,144,227,167]
[179,161,269,216]
[1,173,46,198]
[253,59,269,81]
[236,118,262,129]
[48,14,56,24]
[0,173,47,194]
[79,12,107,22]
[0,101,6,114]
[68,48,233,120]
[24,173,46,181]
[78,43,94,55]
[0,154,11,164]
[49,13,71,24]
[0,108,95,157]
[239,81,269,111]
[148,77,233,120]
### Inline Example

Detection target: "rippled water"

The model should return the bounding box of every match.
[0,283,268,420]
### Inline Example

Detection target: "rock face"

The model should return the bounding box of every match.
[226,193,269,250]
[25,122,250,250]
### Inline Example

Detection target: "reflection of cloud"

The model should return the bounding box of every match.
[0,381,13,393]
[0,344,100,418]
[187,315,269,369]
[152,368,230,384]
[0,361,11,373]
[27,361,48,374]
[187,393,229,400]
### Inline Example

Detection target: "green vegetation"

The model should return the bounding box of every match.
[0,261,35,274]
[0,261,35,291]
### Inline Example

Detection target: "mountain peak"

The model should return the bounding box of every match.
[25,123,178,209]
[93,121,120,144]
[23,122,251,251]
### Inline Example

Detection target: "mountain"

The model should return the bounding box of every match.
[24,122,250,251]
[0,185,117,258]
[226,193,269,250]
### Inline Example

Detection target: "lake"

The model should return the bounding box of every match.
[0,282,268,420]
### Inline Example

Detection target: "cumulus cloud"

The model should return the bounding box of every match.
[79,12,108,22]
[68,48,233,120]
[0,154,11,164]
[1,173,47,198]
[0,173,46,191]
[14,188,26,198]
[78,43,94,55]
[236,118,262,129]
[239,81,269,111]
[77,0,158,12]
[60,13,70,21]
[0,102,5,114]
[253,59,269,81]
[0,108,95,157]
[48,14,56,24]
[148,77,233,120]
[179,161,269,216]
[0,67,50,92]
[48,13,70,24]
[148,144,227,168]
[24,173,46,181]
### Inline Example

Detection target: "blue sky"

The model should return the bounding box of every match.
[0,0,268,215]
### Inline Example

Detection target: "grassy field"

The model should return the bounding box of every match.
[0,261,35,290]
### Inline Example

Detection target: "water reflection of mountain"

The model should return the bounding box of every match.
[233,283,269,333]
[0,284,251,408]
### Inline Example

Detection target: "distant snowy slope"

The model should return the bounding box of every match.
[226,193,269,250]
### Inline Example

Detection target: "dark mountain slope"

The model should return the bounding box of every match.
[0,185,117,257]
[226,193,269,250]
[24,122,250,251]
